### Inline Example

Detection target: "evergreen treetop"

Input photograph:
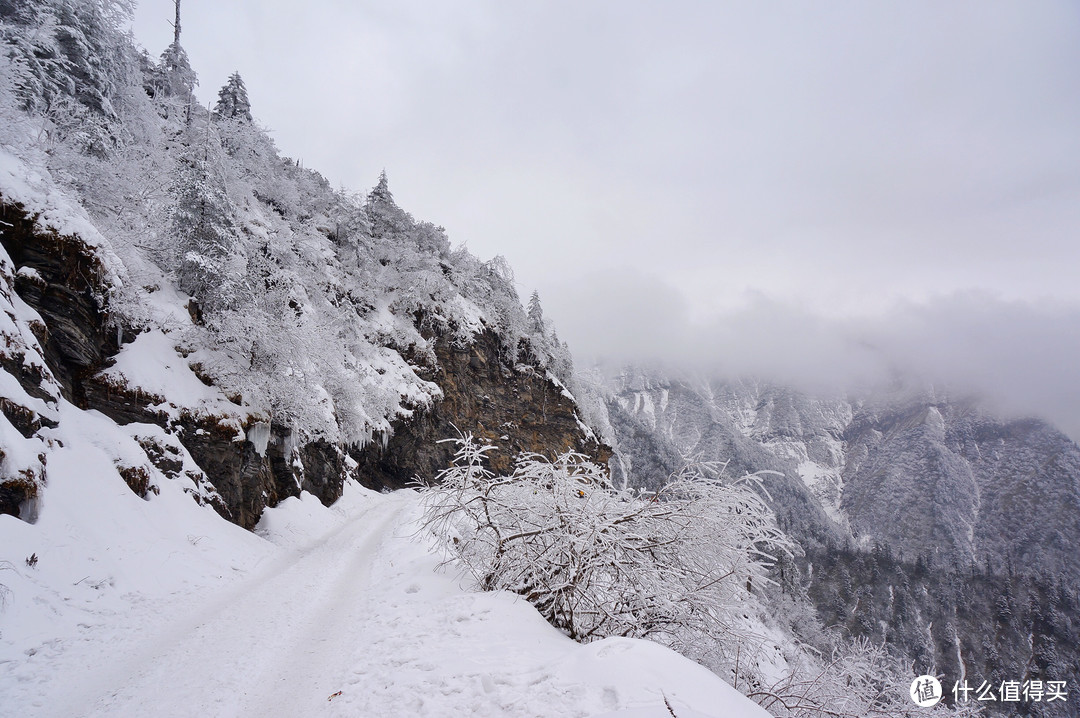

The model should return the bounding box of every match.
[527,290,545,334]
[365,170,412,239]
[214,71,251,121]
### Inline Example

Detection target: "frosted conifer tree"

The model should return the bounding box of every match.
[157,42,195,98]
[171,152,244,310]
[524,290,552,366]
[213,72,251,121]
[527,290,545,334]
[154,0,195,100]
[365,170,414,239]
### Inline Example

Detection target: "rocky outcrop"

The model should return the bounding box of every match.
[352,330,611,490]
[0,202,59,520]
[1,198,607,528]
[0,200,118,405]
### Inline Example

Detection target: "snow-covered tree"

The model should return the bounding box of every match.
[155,39,195,100]
[213,71,251,122]
[526,290,545,335]
[421,436,982,718]
[421,435,790,649]
[365,170,412,240]
[148,1,194,103]
[170,150,245,310]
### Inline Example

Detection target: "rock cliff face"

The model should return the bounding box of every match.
[352,329,609,490]
[0,199,607,529]
[1,203,117,404]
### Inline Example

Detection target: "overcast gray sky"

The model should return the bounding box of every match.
[132,1,1080,437]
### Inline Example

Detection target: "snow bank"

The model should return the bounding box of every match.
[0,401,271,709]
[254,481,376,546]
[1,433,770,718]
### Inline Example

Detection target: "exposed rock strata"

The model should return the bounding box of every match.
[351,329,610,490]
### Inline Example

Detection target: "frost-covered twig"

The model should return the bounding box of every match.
[419,434,791,650]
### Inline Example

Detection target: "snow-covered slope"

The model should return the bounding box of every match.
[0,420,767,718]
[609,368,1080,584]
[605,368,1080,716]
[0,0,607,531]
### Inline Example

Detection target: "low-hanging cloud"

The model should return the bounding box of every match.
[546,271,1080,442]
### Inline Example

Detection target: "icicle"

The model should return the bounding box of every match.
[246,421,270,457]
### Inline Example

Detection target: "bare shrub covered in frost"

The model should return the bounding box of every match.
[421,437,983,717]
[420,433,791,651]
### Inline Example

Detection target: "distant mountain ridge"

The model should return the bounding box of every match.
[607,368,1080,585]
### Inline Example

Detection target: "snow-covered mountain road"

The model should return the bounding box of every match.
[2,462,768,718]
[60,494,409,718]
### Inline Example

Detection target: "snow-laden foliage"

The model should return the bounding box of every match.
[421,434,790,653]
[746,637,983,718]
[421,437,987,718]
[0,1,583,450]
[0,0,132,117]
[213,71,250,122]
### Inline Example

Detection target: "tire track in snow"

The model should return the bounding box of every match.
[236,496,413,717]
[52,493,409,718]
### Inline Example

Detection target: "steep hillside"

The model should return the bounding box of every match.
[842,395,1080,580]
[608,370,847,547]
[0,2,606,529]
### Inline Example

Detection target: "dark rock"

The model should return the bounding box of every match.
[0,198,118,406]
[0,459,42,520]
[173,416,277,530]
[296,438,347,506]
[0,476,35,518]
[133,434,185,477]
[0,397,55,438]
[118,465,154,498]
[351,329,611,490]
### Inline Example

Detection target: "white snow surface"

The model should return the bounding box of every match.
[0,405,769,718]
[0,145,123,285]
[98,329,249,429]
